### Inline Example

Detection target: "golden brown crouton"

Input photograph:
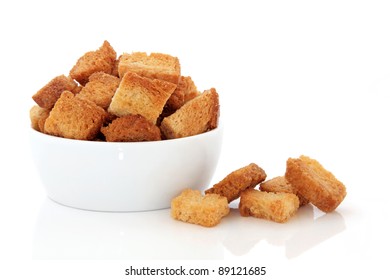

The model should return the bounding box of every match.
[205,163,267,203]
[160,88,219,139]
[101,114,161,142]
[260,176,309,207]
[285,155,346,213]
[77,72,120,109]
[239,189,299,223]
[171,189,230,227]
[30,105,50,132]
[32,75,77,109]
[108,72,176,124]
[165,76,199,111]
[44,91,107,140]
[70,40,117,85]
[118,52,181,84]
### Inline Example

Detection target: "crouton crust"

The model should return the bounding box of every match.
[118,52,181,84]
[44,91,107,140]
[77,72,120,109]
[108,72,176,124]
[205,163,267,203]
[239,189,299,223]
[260,176,309,206]
[70,40,116,85]
[285,155,346,212]
[160,88,219,139]
[32,75,77,109]
[30,105,50,132]
[165,76,199,111]
[171,189,230,227]
[101,114,161,142]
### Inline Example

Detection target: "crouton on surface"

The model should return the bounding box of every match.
[171,189,230,227]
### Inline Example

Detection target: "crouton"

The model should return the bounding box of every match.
[108,72,176,124]
[30,105,50,132]
[70,40,117,85]
[77,72,120,109]
[239,189,299,223]
[101,114,161,142]
[285,155,346,212]
[44,91,107,140]
[165,76,199,111]
[160,88,219,139]
[118,52,181,84]
[205,163,267,203]
[32,75,77,109]
[171,189,230,227]
[260,176,309,206]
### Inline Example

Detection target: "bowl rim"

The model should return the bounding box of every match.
[29,123,223,146]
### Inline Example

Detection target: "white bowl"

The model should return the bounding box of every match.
[30,126,223,212]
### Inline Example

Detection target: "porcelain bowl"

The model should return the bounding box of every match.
[30,126,223,212]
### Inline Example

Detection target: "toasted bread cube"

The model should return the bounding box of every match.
[77,72,120,109]
[171,189,230,227]
[32,75,77,109]
[118,52,181,84]
[44,91,107,140]
[239,189,299,223]
[30,105,50,132]
[260,176,309,207]
[165,76,199,111]
[70,40,117,85]
[101,114,161,142]
[205,163,267,203]
[285,155,346,212]
[160,88,219,139]
[108,72,176,124]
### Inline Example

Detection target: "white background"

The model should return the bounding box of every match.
[1,0,390,279]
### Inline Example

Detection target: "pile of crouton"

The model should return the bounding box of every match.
[30,41,219,141]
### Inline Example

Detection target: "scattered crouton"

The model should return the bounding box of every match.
[205,163,267,203]
[285,155,346,212]
[239,189,300,223]
[260,176,309,206]
[171,189,230,227]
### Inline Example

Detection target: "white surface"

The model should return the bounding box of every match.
[30,126,222,211]
[1,0,390,279]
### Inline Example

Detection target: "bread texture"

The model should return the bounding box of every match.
[30,105,50,132]
[171,189,230,227]
[32,75,77,109]
[77,72,120,109]
[44,91,107,140]
[239,189,299,223]
[101,114,161,142]
[260,176,309,206]
[165,76,199,111]
[205,163,267,203]
[70,40,117,85]
[160,88,219,139]
[108,72,176,124]
[285,155,346,212]
[118,52,181,84]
